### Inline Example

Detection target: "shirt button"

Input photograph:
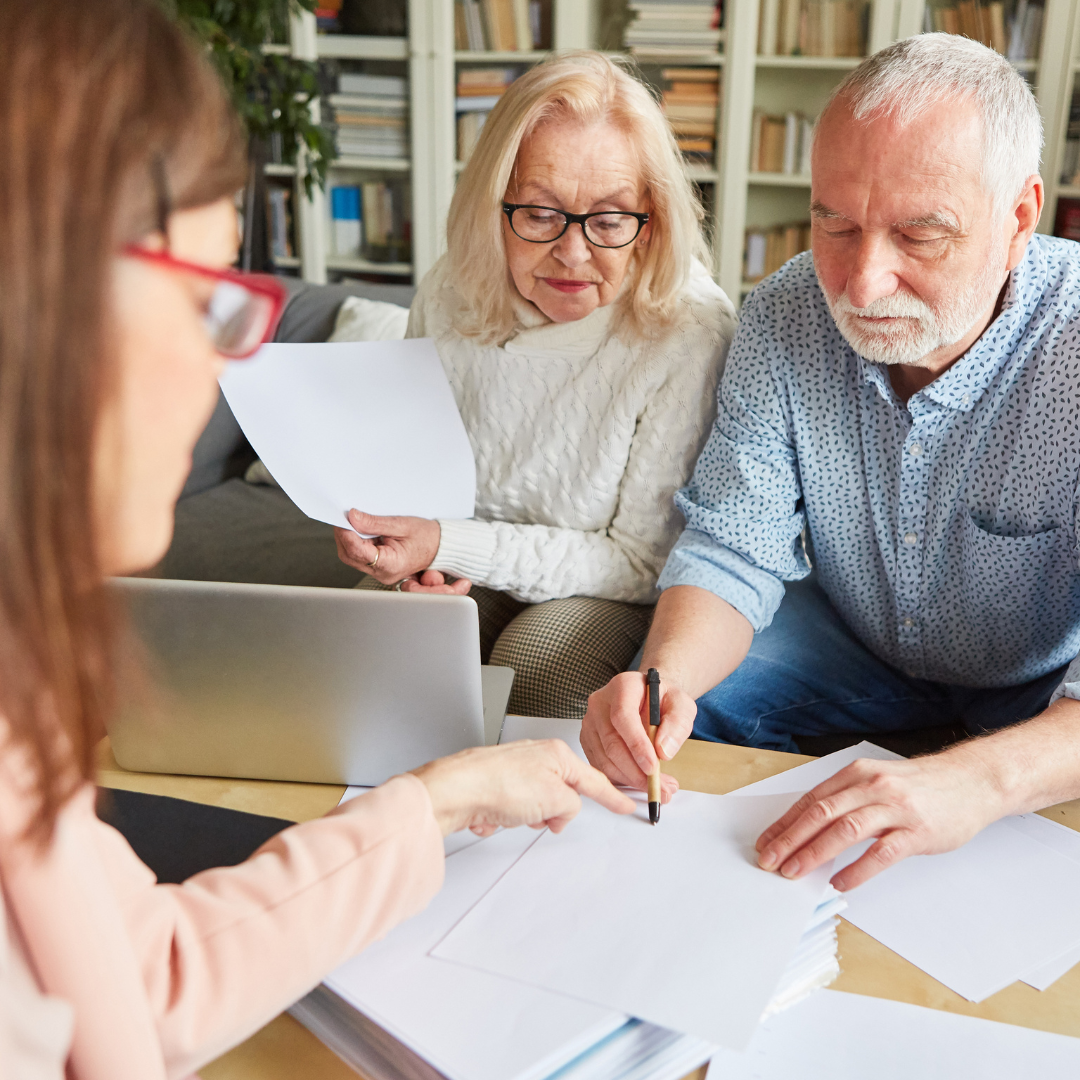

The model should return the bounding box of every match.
[903,532,918,546]
[961,393,971,405]
[902,617,915,628]
[910,442,923,456]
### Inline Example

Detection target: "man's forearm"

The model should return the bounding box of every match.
[639,585,754,699]
[946,696,1080,815]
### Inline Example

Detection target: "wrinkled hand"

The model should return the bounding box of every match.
[411,738,636,836]
[334,509,441,585]
[755,754,1005,891]
[399,569,472,595]
[580,671,696,802]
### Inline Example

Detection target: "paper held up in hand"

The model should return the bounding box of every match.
[218,339,476,529]
[431,790,834,1052]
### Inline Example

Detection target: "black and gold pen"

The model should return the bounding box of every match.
[647,668,661,824]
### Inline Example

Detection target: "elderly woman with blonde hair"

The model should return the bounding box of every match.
[336,51,736,719]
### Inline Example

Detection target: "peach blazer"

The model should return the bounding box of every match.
[0,730,445,1080]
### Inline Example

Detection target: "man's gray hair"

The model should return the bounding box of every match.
[824,33,1043,215]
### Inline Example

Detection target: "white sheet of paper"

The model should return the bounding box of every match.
[840,820,1080,1001]
[1006,813,1080,990]
[732,741,1080,1001]
[432,790,832,1050]
[499,715,585,757]
[218,339,475,528]
[704,989,1080,1079]
[323,827,630,1080]
[728,740,903,797]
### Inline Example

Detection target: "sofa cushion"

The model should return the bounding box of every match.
[157,478,362,588]
[276,279,415,345]
[329,295,410,341]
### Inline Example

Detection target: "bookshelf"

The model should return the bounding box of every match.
[277,0,1080,303]
[1039,2,1080,238]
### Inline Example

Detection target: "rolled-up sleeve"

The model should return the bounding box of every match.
[657,296,810,631]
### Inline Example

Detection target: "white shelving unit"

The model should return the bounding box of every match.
[1038,2,1080,234]
[277,0,1080,300]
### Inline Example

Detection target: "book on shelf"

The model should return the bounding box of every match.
[924,0,1042,62]
[750,109,814,175]
[661,67,720,164]
[338,73,407,97]
[757,0,866,58]
[454,0,550,51]
[331,75,409,161]
[314,0,408,35]
[745,221,811,282]
[625,0,723,57]
[1054,198,1080,243]
[266,186,294,261]
[457,112,490,163]
[329,185,362,258]
[313,0,343,32]
[456,68,517,162]
[360,180,411,263]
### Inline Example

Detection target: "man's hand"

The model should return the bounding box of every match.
[755,753,1006,891]
[335,509,442,585]
[580,671,696,801]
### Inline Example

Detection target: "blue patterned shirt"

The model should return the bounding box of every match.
[659,235,1080,688]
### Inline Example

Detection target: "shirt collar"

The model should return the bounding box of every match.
[858,240,1038,413]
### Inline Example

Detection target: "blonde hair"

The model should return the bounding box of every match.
[445,51,709,344]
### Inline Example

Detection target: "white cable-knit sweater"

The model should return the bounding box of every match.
[410,257,736,604]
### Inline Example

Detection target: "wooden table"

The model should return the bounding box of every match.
[97,737,1080,1080]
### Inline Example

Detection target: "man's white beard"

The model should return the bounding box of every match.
[816,252,1006,367]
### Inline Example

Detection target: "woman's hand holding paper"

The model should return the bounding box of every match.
[334,509,472,591]
[754,752,1005,891]
[411,738,636,837]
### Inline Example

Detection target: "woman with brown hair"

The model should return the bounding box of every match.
[0,3,631,1076]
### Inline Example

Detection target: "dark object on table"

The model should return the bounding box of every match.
[96,788,293,884]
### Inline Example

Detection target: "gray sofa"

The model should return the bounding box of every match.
[153,278,415,588]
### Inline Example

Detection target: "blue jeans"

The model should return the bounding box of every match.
[694,577,1068,754]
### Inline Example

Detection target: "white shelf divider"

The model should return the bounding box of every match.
[1037,0,1080,234]
[716,0,760,300]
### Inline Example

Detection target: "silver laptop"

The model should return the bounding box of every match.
[106,578,514,785]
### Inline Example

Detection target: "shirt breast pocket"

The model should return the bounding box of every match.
[955,506,1077,674]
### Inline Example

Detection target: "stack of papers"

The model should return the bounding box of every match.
[295,725,1080,1078]
[292,719,845,1079]
[735,742,1080,1000]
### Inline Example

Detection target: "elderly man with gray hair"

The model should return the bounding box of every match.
[582,33,1080,890]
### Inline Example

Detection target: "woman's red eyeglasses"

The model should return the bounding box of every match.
[122,245,287,359]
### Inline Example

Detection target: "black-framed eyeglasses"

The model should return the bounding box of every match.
[502,203,650,249]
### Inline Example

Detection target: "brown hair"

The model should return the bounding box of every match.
[0,0,247,838]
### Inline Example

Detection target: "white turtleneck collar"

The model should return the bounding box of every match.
[503,286,619,357]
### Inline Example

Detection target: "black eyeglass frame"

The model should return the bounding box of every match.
[502,203,650,249]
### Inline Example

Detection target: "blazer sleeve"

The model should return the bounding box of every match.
[95,774,444,1079]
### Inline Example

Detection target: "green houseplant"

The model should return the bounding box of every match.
[166,0,335,267]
